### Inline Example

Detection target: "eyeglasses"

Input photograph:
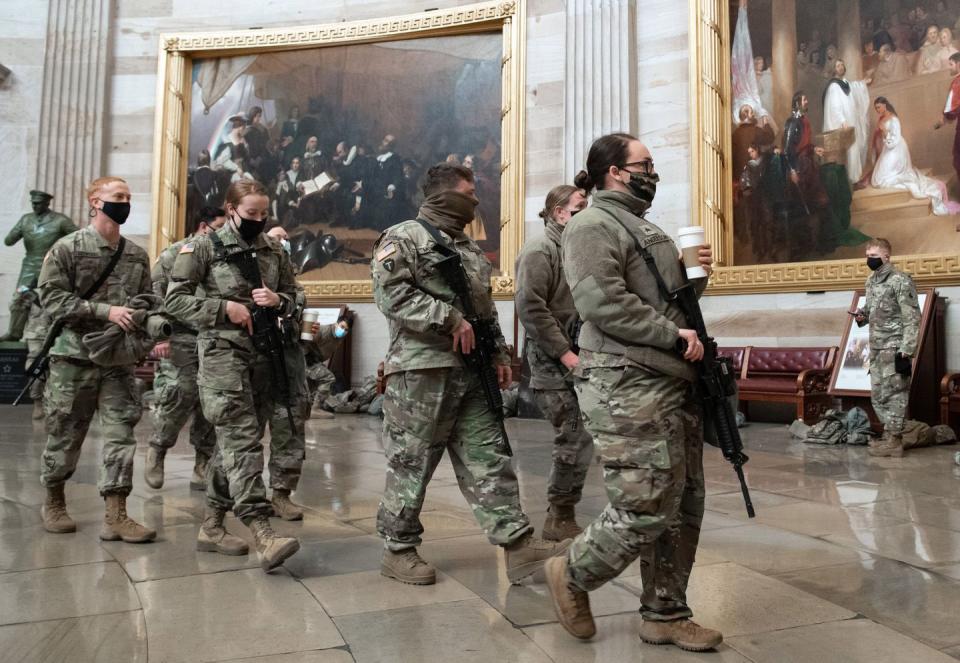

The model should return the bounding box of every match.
[620,160,655,175]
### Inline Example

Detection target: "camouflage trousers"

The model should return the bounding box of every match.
[40,357,143,496]
[567,365,705,622]
[377,367,532,551]
[148,345,215,459]
[869,348,910,436]
[533,387,593,507]
[262,342,308,491]
[198,338,274,523]
[307,362,336,413]
[25,337,45,401]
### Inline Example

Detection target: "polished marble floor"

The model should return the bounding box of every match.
[1,405,960,662]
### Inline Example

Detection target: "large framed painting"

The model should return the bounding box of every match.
[150,1,526,301]
[690,0,960,294]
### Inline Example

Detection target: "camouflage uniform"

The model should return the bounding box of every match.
[165,225,298,522]
[561,190,709,622]
[22,298,51,402]
[372,213,532,551]
[147,238,215,460]
[515,219,592,507]
[38,226,151,496]
[858,262,920,436]
[304,323,342,411]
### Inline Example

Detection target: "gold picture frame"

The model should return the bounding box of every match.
[150,0,526,302]
[689,0,960,295]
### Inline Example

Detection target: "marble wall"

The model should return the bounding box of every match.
[1,0,958,382]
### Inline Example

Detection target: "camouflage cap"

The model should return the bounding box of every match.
[29,190,53,202]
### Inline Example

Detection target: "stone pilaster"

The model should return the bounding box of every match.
[35,0,112,223]
[564,0,637,178]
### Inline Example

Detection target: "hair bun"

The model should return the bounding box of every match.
[537,209,548,220]
[573,169,594,191]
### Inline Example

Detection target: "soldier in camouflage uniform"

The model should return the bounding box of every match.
[166,180,300,571]
[372,163,570,586]
[544,134,723,651]
[38,176,156,544]
[305,319,349,419]
[143,206,226,491]
[854,237,920,458]
[22,298,52,421]
[2,190,77,341]
[515,184,594,541]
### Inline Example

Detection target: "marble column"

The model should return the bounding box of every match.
[35,0,112,224]
[564,0,637,178]
[837,0,863,79]
[771,0,798,128]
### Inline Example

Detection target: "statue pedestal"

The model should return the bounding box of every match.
[0,342,31,404]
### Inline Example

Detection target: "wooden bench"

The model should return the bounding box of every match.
[718,346,838,424]
[940,371,960,434]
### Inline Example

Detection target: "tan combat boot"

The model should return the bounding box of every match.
[32,399,44,421]
[271,489,305,521]
[868,433,905,458]
[638,618,723,652]
[100,494,156,543]
[196,507,249,556]
[503,532,572,584]
[42,484,76,533]
[249,515,300,572]
[545,555,596,639]
[190,454,208,491]
[381,548,437,585]
[542,504,583,541]
[144,447,165,489]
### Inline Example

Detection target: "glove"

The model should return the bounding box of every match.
[894,352,912,377]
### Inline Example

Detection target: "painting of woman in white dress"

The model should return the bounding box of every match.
[868,97,958,216]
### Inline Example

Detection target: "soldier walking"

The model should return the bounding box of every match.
[515,184,593,540]
[371,163,570,586]
[544,134,723,651]
[144,206,226,491]
[853,237,920,458]
[38,176,155,543]
[166,180,300,571]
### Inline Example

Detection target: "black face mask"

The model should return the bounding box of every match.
[626,171,659,205]
[866,256,884,271]
[235,215,264,243]
[100,201,131,225]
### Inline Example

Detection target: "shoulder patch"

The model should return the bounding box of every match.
[179,243,194,254]
[376,243,397,262]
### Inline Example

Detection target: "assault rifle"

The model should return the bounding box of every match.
[416,220,512,456]
[13,317,66,406]
[225,247,297,432]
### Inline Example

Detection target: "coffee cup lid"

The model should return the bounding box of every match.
[677,226,705,236]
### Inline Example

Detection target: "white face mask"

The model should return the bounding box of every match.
[280,239,291,254]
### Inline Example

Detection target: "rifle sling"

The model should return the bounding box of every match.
[82,236,127,300]
[413,218,475,318]
[598,210,682,303]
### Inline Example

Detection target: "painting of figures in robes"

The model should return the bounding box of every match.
[729,0,960,266]
[184,33,503,282]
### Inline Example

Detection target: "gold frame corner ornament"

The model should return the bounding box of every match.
[689,0,960,295]
[149,0,526,302]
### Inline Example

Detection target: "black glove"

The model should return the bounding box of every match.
[894,352,912,377]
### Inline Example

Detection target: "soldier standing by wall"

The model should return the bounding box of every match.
[2,190,77,341]
[544,134,723,651]
[371,163,570,586]
[853,237,920,458]
[515,184,593,541]
[144,206,226,491]
[38,176,155,544]
[166,180,300,570]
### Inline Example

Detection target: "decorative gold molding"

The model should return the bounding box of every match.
[689,1,960,294]
[150,1,525,301]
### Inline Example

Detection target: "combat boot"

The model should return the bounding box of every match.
[503,532,572,584]
[196,507,249,556]
[381,548,437,585]
[190,454,208,491]
[638,618,723,652]
[100,494,156,543]
[32,399,44,421]
[42,484,76,533]
[542,504,583,541]
[144,447,165,489]
[271,489,305,521]
[249,515,300,572]
[545,555,596,639]
[868,433,904,458]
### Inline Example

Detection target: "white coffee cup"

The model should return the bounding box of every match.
[300,310,319,341]
[677,226,708,279]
